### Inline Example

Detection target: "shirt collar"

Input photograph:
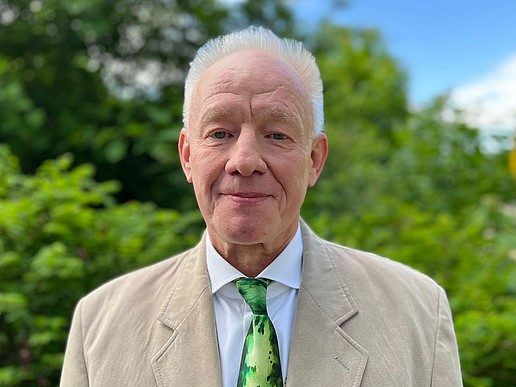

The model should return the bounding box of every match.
[206,224,303,294]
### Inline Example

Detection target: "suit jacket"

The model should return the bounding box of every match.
[60,221,462,386]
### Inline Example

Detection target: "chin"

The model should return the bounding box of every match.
[227,226,269,244]
[213,218,273,245]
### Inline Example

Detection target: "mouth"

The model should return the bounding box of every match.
[222,192,271,204]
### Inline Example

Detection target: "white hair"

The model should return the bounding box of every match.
[183,26,324,135]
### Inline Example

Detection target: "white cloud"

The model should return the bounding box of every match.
[448,53,516,133]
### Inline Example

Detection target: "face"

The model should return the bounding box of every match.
[179,50,328,253]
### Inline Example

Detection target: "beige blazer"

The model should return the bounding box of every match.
[61,221,462,386]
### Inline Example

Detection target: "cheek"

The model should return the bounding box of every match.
[275,160,310,198]
[190,153,223,189]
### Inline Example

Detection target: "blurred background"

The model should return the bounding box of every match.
[0,0,515,385]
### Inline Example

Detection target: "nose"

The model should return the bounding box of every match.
[225,131,267,176]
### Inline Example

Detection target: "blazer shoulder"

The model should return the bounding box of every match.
[78,246,197,316]
[321,238,443,297]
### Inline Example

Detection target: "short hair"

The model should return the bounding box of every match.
[183,26,324,135]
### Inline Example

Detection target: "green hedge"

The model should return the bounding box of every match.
[0,145,202,386]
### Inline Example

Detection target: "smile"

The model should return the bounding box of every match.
[222,192,271,204]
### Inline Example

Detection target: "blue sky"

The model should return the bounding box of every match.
[293,0,516,134]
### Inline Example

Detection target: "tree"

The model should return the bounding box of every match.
[304,22,408,218]
[0,0,296,208]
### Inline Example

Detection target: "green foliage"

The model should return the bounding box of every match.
[312,22,408,137]
[388,101,514,213]
[0,145,202,386]
[303,23,408,218]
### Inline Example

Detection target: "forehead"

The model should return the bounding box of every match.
[192,50,310,116]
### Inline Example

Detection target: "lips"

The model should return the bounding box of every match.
[222,191,271,204]
[227,192,267,198]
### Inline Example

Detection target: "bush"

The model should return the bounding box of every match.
[0,144,202,386]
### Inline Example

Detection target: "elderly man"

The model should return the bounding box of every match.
[61,27,462,386]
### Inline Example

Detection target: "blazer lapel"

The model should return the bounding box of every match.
[286,222,368,387]
[151,236,223,387]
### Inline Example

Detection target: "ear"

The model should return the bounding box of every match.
[308,133,328,187]
[178,128,193,183]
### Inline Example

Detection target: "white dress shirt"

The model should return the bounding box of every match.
[206,225,303,387]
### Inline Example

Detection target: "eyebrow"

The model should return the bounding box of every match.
[199,106,243,128]
[198,105,303,130]
[254,106,303,128]
[258,106,297,120]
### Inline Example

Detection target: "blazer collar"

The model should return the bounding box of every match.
[285,221,368,386]
[152,233,223,386]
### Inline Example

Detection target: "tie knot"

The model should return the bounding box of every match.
[234,278,271,315]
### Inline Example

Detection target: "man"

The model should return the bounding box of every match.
[61,27,462,386]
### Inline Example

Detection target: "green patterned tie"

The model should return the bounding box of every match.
[234,278,283,387]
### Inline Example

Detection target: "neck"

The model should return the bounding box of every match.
[209,232,295,278]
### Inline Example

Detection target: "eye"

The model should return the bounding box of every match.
[210,131,230,140]
[268,133,288,141]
